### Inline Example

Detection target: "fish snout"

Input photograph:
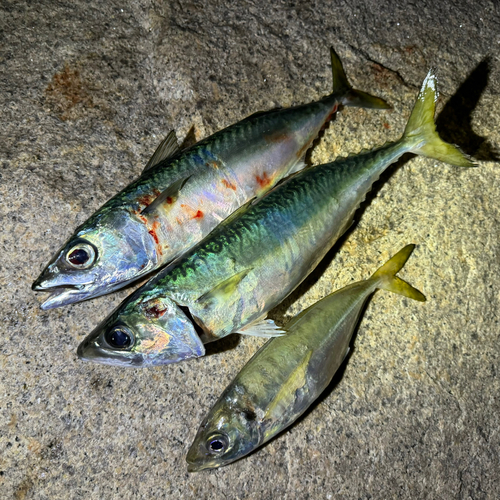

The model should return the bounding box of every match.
[32,268,55,291]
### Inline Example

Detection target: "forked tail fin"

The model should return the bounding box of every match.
[401,71,474,167]
[330,47,391,110]
[370,244,426,301]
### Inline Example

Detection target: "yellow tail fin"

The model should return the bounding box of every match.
[402,71,474,167]
[371,245,426,301]
[330,47,391,110]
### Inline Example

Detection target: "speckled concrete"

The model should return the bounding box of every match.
[1,1,499,498]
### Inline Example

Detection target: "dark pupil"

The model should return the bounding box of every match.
[106,328,131,349]
[68,248,89,265]
[209,439,224,452]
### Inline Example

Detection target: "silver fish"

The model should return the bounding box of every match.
[32,48,388,310]
[186,244,425,471]
[77,71,472,367]
[186,245,425,471]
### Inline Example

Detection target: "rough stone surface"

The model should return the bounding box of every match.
[1,1,499,498]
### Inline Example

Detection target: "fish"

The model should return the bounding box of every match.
[32,48,389,310]
[76,70,473,367]
[185,244,425,471]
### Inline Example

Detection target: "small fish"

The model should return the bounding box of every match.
[186,244,425,471]
[32,48,388,310]
[77,70,472,367]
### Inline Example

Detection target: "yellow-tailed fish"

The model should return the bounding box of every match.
[32,48,388,310]
[77,71,472,366]
[186,244,425,471]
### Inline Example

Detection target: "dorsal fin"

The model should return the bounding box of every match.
[196,269,252,306]
[140,175,192,215]
[264,350,312,420]
[142,130,180,173]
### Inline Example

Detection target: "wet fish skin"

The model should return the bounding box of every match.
[185,245,425,471]
[33,48,389,310]
[77,70,473,367]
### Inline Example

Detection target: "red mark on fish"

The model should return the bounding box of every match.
[181,204,204,220]
[144,304,168,318]
[136,189,161,210]
[222,179,237,191]
[148,219,162,255]
[256,172,272,188]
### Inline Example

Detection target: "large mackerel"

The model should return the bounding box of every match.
[32,48,388,310]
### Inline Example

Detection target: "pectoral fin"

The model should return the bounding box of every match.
[264,350,312,420]
[236,318,286,338]
[196,269,252,306]
[141,175,192,215]
[143,130,180,173]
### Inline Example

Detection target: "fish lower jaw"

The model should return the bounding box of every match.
[186,457,222,472]
[35,285,90,310]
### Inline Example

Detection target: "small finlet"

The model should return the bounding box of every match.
[236,318,287,338]
[143,130,180,173]
[141,175,192,215]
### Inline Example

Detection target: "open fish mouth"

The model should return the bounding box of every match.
[32,283,92,310]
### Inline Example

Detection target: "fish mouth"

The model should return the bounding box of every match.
[186,457,210,473]
[185,455,224,473]
[77,344,144,367]
[32,283,92,310]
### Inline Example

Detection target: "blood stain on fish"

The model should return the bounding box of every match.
[256,172,272,188]
[144,304,168,318]
[148,219,162,255]
[222,179,237,191]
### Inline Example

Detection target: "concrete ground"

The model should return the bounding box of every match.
[1,1,499,498]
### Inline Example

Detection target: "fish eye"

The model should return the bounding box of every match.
[104,326,134,349]
[66,242,96,269]
[206,433,229,455]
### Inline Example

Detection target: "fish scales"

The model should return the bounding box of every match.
[33,48,389,310]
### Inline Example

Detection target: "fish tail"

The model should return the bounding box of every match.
[370,244,426,301]
[330,47,391,110]
[401,70,474,167]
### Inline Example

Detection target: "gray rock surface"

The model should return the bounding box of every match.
[1,0,499,498]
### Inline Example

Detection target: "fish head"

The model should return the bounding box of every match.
[77,294,206,366]
[186,395,261,471]
[32,210,159,309]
